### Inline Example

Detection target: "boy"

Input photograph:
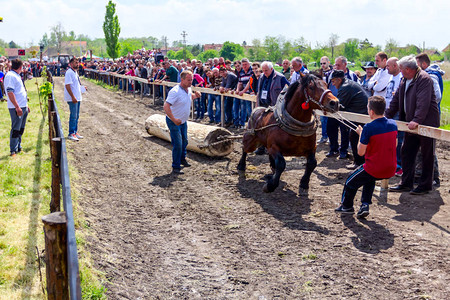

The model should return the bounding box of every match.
[335,96,397,218]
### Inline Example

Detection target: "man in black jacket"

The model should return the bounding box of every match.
[330,70,368,168]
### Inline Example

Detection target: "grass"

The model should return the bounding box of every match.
[84,77,118,91]
[0,78,106,299]
[440,81,450,128]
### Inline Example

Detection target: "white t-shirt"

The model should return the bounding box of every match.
[385,73,403,107]
[64,68,82,102]
[165,84,192,124]
[4,70,28,109]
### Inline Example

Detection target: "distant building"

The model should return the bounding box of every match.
[43,41,87,58]
[203,43,223,52]
[4,48,19,59]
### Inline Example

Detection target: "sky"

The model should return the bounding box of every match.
[1,0,449,51]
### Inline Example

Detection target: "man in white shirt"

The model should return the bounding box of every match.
[4,58,29,157]
[163,70,201,174]
[64,57,86,141]
[368,52,390,98]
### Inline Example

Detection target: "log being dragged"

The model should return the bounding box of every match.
[145,114,234,157]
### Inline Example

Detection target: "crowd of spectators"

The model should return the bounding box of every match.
[1,48,444,193]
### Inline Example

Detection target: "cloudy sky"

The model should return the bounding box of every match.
[1,0,449,51]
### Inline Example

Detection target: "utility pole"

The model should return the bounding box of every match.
[181,30,187,61]
[162,36,168,52]
[423,41,425,53]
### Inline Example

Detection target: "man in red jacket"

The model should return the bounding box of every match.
[385,55,439,195]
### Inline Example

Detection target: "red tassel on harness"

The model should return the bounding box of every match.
[301,102,310,110]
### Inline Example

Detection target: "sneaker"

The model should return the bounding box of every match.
[346,163,360,170]
[433,178,440,187]
[68,134,79,141]
[10,152,17,157]
[335,205,355,214]
[325,151,339,158]
[410,187,430,195]
[357,204,369,219]
[318,137,328,144]
[339,153,349,159]
[172,168,184,175]
[208,120,215,124]
[75,132,84,139]
[395,168,403,177]
[389,184,411,193]
[181,159,191,167]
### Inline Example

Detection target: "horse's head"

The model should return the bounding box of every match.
[300,73,339,113]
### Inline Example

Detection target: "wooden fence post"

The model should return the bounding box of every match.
[221,95,225,127]
[42,211,69,300]
[48,94,61,212]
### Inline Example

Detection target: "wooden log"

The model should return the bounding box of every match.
[42,212,68,300]
[145,114,234,157]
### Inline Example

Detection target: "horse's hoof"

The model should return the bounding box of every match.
[237,164,246,171]
[263,183,276,193]
[263,174,273,180]
[299,187,309,195]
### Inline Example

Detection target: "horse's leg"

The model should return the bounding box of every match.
[237,149,247,171]
[299,152,317,192]
[263,155,276,180]
[264,150,286,193]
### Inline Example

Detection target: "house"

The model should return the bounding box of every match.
[5,48,19,59]
[203,43,223,52]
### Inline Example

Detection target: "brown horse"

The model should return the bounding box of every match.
[237,73,339,193]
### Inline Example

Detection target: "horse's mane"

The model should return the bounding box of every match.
[285,73,319,103]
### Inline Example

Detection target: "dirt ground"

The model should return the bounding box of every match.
[54,78,449,300]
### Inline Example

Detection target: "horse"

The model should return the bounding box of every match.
[237,73,339,193]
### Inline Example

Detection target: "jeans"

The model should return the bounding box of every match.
[320,116,328,139]
[341,165,379,208]
[232,98,251,126]
[194,95,205,119]
[68,101,81,135]
[224,96,234,124]
[143,83,149,95]
[208,94,221,123]
[9,107,28,154]
[166,117,188,169]
[327,117,349,155]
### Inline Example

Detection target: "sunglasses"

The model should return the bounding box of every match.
[320,63,327,65]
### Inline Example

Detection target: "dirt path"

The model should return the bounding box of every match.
[54,78,449,299]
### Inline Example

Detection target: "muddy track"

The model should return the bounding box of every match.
[54,77,450,299]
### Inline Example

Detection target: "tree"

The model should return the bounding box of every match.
[197,49,219,61]
[174,49,193,60]
[39,33,49,48]
[220,41,244,61]
[264,36,282,64]
[9,41,19,48]
[103,0,121,59]
[329,33,339,60]
[120,41,134,57]
[50,22,66,52]
[385,38,399,56]
[191,44,202,56]
[343,38,360,62]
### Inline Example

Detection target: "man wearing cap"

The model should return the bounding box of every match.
[318,56,333,144]
[360,61,377,97]
[368,52,390,98]
[329,70,368,169]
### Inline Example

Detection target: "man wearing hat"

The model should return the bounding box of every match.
[360,61,377,97]
[329,70,368,169]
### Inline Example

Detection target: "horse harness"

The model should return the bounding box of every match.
[248,86,319,137]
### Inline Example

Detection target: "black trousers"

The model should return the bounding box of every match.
[327,117,349,155]
[341,165,378,208]
[349,122,365,166]
[401,133,435,190]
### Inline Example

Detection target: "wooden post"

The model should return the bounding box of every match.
[133,80,136,98]
[152,83,155,105]
[163,83,166,101]
[126,79,128,95]
[220,95,225,127]
[140,82,143,99]
[42,211,69,300]
[381,179,389,189]
[48,95,61,212]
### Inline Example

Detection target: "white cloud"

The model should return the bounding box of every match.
[0,0,449,50]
